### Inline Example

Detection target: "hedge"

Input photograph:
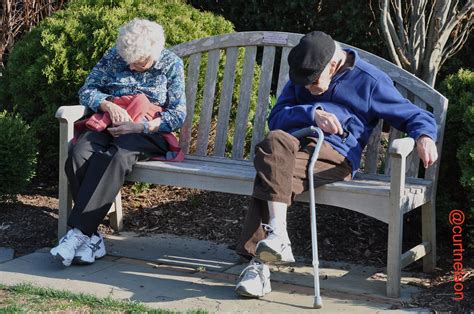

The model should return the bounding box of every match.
[438,69,474,246]
[0,111,38,201]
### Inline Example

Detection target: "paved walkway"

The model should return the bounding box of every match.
[0,232,430,313]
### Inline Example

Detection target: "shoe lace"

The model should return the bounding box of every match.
[64,233,88,251]
[261,223,274,234]
[262,223,291,247]
[239,261,266,286]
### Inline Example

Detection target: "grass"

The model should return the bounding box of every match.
[0,283,207,313]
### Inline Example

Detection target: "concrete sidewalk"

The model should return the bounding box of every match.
[0,232,429,313]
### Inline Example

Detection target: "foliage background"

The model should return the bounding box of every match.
[0,111,37,201]
[438,69,474,246]
[0,0,472,243]
[0,0,239,179]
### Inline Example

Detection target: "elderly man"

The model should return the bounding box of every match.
[235,31,438,297]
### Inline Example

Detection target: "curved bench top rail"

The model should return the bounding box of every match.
[170,31,448,116]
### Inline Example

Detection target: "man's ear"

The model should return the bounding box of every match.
[329,60,338,74]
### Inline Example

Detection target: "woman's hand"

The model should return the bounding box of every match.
[100,101,132,125]
[108,121,143,137]
[107,117,162,137]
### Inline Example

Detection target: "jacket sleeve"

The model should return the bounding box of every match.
[370,74,438,141]
[158,58,186,132]
[78,48,116,112]
[268,81,321,131]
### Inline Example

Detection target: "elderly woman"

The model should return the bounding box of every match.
[50,18,186,266]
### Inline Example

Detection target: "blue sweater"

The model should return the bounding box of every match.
[269,49,437,175]
[79,47,186,132]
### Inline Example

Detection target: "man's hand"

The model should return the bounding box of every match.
[314,109,343,135]
[108,121,143,137]
[100,101,132,125]
[416,135,438,168]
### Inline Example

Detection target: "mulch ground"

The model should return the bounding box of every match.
[0,181,472,312]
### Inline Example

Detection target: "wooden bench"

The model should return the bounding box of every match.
[55,31,448,298]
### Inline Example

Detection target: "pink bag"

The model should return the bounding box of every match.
[75,94,184,162]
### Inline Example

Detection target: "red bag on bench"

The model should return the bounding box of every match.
[76,94,184,162]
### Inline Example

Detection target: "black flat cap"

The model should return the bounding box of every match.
[288,31,335,86]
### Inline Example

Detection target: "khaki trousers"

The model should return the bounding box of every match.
[235,130,352,259]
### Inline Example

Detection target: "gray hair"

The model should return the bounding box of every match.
[116,18,165,64]
[321,42,345,73]
[330,42,345,64]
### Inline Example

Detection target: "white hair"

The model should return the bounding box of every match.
[116,18,165,64]
[330,42,345,64]
[321,42,345,73]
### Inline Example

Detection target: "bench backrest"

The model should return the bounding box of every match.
[170,31,448,183]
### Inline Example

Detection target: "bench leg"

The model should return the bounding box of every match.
[58,172,73,241]
[387,209,403,298]
[422,201,436,272]
[109,191,123,231]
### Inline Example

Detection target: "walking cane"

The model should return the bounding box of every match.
[291,126,324,309]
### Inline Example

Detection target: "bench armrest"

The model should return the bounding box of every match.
[55,105,90,124]
[388,137,415,159]
[388,137,415,212]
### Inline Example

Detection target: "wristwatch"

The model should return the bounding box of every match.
[142,120,151,134]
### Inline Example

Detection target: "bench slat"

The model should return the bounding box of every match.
[127,158,432,224]
[276,47,291,98]
[214,47,239,157]
[384,83,407,175]
[364,119,383,174]
[250,46,276,159]
[405,96,427,177]
[130,159,431,193]
[196,49,220,156]
[180,53,201,154]
[232,46,257,160]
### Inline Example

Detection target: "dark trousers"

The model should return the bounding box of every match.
[236,130,352,259]
[65,131,168,236]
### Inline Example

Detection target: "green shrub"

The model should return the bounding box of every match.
[0,111,38,201]
[0,0,245,178]
[438,69,474,246]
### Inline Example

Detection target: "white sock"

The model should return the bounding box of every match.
[269,218,286,234]
[267,201,290,243]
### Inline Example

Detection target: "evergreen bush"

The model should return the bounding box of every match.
[0,0,252,178]
[0,111,38,201]
[438,69,474,246]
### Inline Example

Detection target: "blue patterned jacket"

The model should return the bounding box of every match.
[78,47,186,132]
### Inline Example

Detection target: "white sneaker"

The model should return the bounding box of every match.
[235,259,271,298]
[72,233,107,265]
[50,229,89,266]
[255,225,295,264]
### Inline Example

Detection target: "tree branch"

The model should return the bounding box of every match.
[440,18,473,67]
[393,0,407,49]
[380,0,403,66]
[425,0,451,55]
[443,0,474,34]
[410,0,428,74]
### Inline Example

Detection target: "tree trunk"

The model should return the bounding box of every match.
[379,0,473,87]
